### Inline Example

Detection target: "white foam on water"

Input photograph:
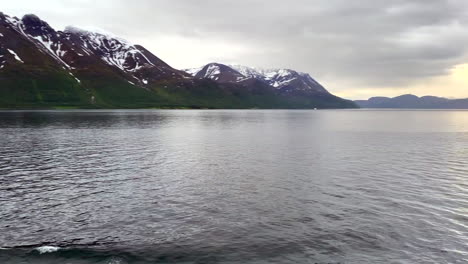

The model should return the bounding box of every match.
[35,246,61,254]
[106,256,128,264]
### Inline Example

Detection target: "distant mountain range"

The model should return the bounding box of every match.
[355,94,468,109]
[0,12,356,109]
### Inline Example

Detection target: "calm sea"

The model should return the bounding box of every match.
[0,110,467,263]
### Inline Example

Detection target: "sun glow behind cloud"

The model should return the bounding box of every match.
[334,63,468,100]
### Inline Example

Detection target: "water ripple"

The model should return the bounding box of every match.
[0,110,467,263]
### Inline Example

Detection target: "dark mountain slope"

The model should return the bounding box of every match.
[0,14,88,107]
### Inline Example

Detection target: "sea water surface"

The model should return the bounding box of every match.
[0,110,467,264]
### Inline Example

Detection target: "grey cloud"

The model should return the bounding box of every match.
[8,0,468,88]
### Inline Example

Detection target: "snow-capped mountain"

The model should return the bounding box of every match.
[233,65,328,94]
[185,63,328,94]
[0,13,186,86]
[64,26,155,73]
[185,63,247,83]
[0,12,356,109]
[63,26,189,84]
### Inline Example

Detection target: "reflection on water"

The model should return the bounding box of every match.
[0,110,467,264]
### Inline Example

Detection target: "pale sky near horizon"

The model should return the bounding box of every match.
[3,0,468,100]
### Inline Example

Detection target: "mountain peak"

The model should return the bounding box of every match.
[64,26,131,45]
[65,26,117,37]
[393,94,419,100]
[63,25,87,34]
[193,62,246,82]
[20,14,56,36]
[21,14,52,28]
[21,14,42,22]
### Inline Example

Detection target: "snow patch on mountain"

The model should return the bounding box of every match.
[64,26,127,44]
[203,64,221,80]
[229,64,265,80]
[68,72,80,83]
[184,66,203,76]
[4,15,20,27]
[7,49,23,63]
[30,35,71,68]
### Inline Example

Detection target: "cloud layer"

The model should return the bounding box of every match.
[3,0,468,97]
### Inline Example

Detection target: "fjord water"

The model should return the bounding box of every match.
[0,110,467,264]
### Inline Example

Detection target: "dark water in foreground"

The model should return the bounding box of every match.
[0,110,467,264]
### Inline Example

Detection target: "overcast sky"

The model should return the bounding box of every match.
[3,0,468,99]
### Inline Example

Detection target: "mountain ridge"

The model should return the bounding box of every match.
[185,63,329,94]
[0,12,357,109]
[355,94,468,109]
